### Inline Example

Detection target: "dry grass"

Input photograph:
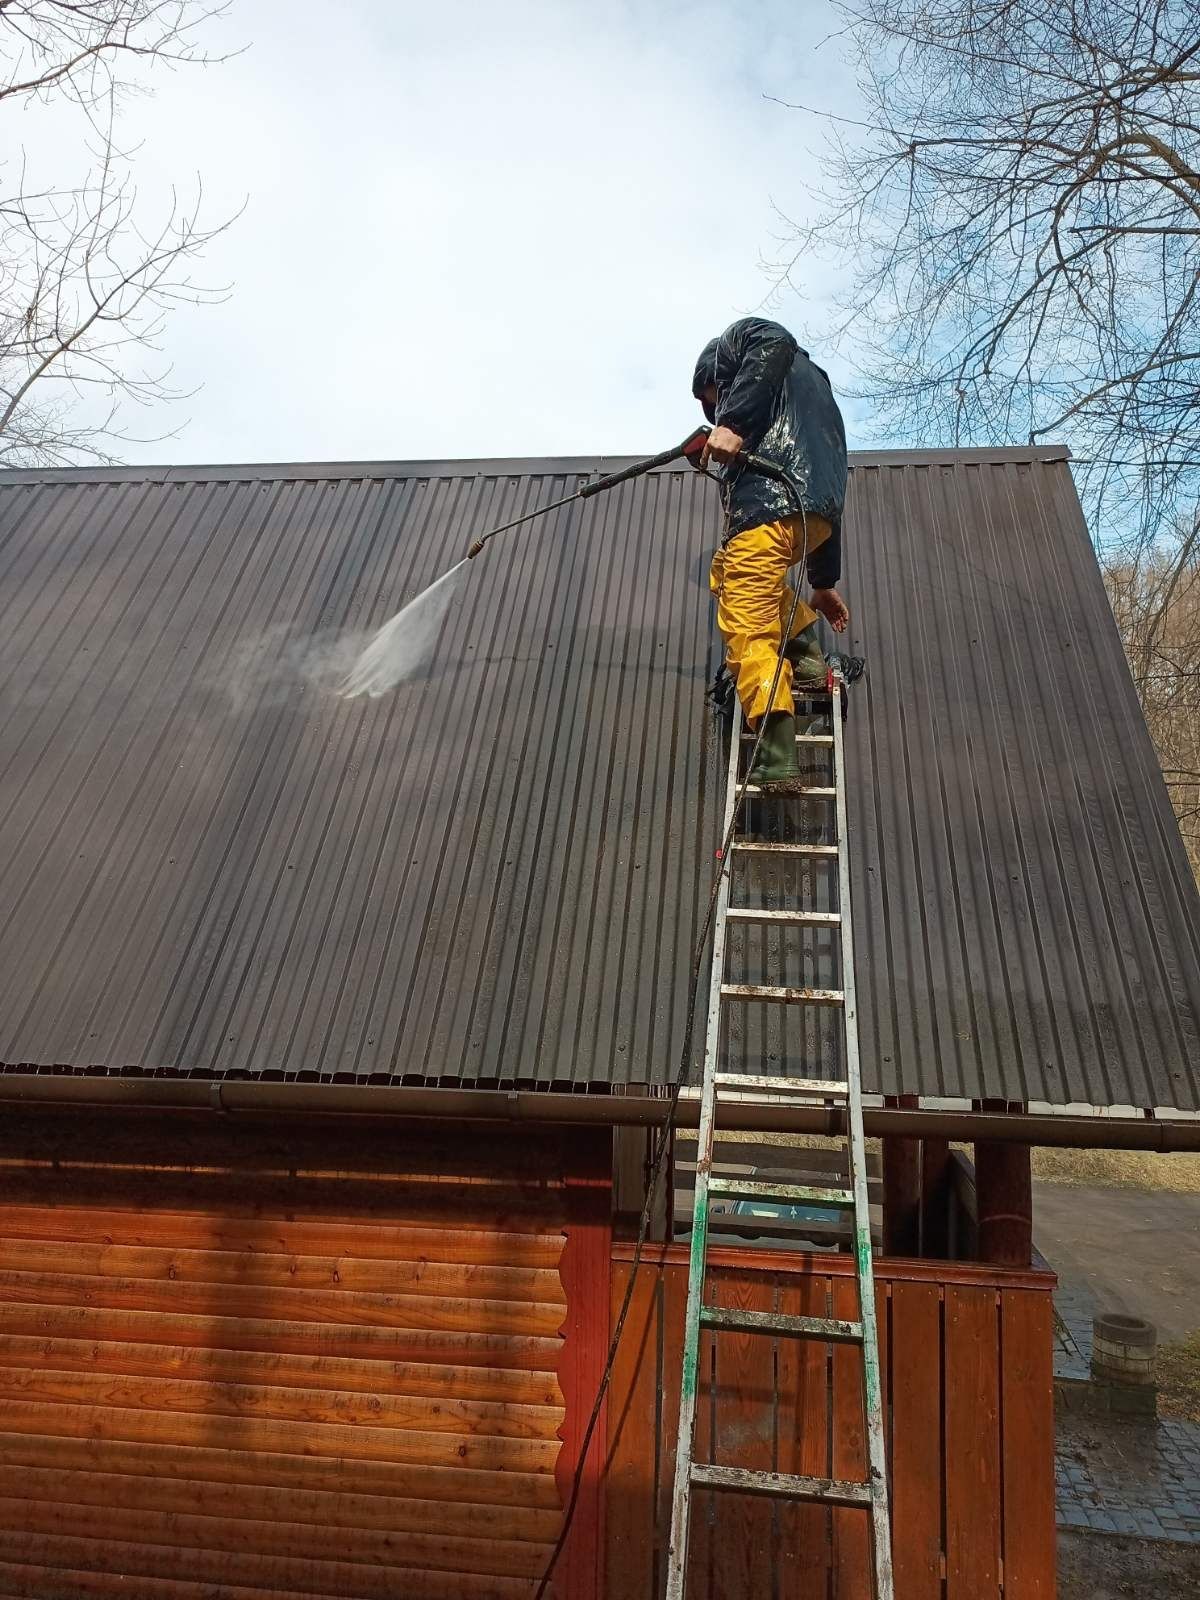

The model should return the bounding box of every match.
[1031,1147,1200,1193]
[1158,1331,1200,1422]
[716,1132,1200,1193]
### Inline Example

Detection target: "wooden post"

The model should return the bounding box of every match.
[974,1100,1032,1267]
[882,1094,921,1257]
[560,1127,614,1600]
[920,1138,952,1259]
[612,1107,670,1242]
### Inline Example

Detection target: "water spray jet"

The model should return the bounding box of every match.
[337,426,715,699]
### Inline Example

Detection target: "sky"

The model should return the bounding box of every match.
[12,0,860,465]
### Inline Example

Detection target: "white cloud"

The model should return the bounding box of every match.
[9,0,860,463]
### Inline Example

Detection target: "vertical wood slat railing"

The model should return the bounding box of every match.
[606,1244,1057,1600]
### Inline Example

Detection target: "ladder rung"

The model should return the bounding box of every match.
[730,841,838,856]
[688,1212,856,1245]
[739,785,836,800]
[726,907,841,925]
[700,1306,863,1343]
[720,984,844,1006]
[741,732,833,745]
[691,1463,871,1507]
[707,1176,855,1208]
[714,1073,848,1096]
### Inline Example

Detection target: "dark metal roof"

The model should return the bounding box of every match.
[0,447,1197,1110]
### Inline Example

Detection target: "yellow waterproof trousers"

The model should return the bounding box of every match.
[709,513,832,726]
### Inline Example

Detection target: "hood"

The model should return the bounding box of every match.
[692,337,719,422]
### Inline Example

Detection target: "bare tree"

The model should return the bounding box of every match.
[1,2,220,108]
[1,3,234,466]
[1105,516,1200,876]
[773,0,1200,555]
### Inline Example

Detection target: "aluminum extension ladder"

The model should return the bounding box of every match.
[665,668,894,1600]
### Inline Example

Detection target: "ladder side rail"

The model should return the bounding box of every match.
[832,677,896,1600]
[664,697,744,1600]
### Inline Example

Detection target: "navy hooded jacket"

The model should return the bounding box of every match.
[692,317,847,589]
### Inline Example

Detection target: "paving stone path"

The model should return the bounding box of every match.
[1057,1415,1200,1544]
[1054,1281,1200,1545]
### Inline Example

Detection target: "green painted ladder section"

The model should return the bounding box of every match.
[664,673,894,1600]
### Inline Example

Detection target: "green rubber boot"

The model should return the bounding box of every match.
[784,622,827,689]
[748,711,803,789]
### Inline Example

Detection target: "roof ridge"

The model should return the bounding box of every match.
[0,444,1072,487]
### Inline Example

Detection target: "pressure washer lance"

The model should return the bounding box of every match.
[338,424,786,699]
[463,424,715,561]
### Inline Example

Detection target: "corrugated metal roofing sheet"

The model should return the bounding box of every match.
[0,448,1197,1110]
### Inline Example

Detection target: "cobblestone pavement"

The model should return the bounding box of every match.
[1057,1414,1200,1543]
[1054,1276,1098,1381]
[1054,1282,1200,1544]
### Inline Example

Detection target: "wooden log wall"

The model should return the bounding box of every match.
[606,1243,1056,1600]
[0,1110,611,1600]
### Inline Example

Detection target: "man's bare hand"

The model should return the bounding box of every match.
[700,425,744,469]
[811,587,850,633]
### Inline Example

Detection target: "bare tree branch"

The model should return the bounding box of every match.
[771,0,1200,874]
[772,0,1200,561]
[1104,519,1200,875]
[1,2,230,109]
[0,1,236,467]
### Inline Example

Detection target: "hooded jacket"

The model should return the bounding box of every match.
[692,317,847,589]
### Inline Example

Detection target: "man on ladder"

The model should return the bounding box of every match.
[693,317,851,791]
[670,318,894,1600]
